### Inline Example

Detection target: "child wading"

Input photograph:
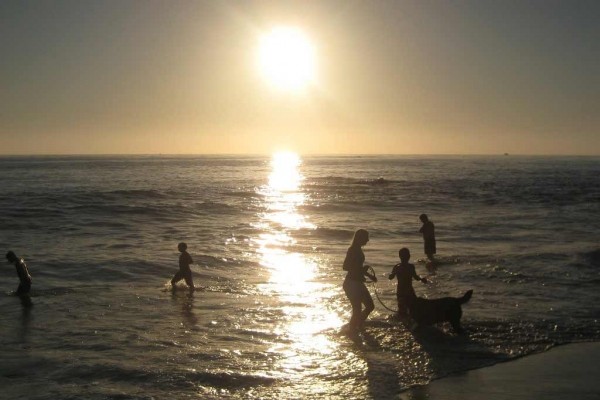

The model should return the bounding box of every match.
[388,248,427,316]
[171,242,195,291]
[6,251,32,295]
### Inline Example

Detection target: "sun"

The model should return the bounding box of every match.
[257,27,316,92]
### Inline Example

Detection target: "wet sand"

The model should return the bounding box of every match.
[404,341,600,400]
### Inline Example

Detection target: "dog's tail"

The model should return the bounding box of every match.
[459,289,473,304]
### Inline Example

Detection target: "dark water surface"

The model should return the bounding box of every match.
[0,155,598,399]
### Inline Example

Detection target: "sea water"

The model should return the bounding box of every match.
[0,155,598,399]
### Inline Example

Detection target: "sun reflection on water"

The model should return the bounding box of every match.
[254,152,343,377]
[268,151,302,192]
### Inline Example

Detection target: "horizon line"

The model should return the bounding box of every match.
[0,152,598,157]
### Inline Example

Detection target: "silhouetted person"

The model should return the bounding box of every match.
[6,251,32,295]
[343,229,377,335]
[171,242,195,291]
[419,214,436,264]
[388,248,427,315]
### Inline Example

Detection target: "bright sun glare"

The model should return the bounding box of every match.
[257,27,316,92]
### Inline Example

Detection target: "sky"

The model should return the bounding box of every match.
[1,0,599,155]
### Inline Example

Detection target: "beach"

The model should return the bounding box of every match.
[0,155,598,399]
[2,0,599,397]
[405,341,600,400]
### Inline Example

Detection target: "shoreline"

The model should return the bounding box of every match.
[403,341,600,399]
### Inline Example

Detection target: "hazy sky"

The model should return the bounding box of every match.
[1,0,598,155]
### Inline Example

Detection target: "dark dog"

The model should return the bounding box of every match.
[407,290,473,333]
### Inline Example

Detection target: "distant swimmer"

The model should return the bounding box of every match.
[171,242,195,291]
[388,248,427,316]
[419,214,436,267]
[342,229,378,336]
[6,251,32,295]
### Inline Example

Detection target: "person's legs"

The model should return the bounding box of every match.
[16,282,31,295]
[397,294,409,316]
[425,240,437,263]
[183,270,195,290]
[343,280,363,330]
[171,270,184,286]
[358,283,374,326]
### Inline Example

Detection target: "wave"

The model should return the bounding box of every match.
[290,227,354,242]
[0,207,65,219]
[192,201,237,213]
[50,361,276,390]
[336,315,600,392]
[67,203,172,217]
[226,190,259,198]
[309,176,399,185]
[194,254,260,269]
[65,199,237,219]
[65,189,167,204]
[189,370,277,389]
[104,189,167,199]
[29,256,263,285]
[27,287,76,297]
[78,220,130,229]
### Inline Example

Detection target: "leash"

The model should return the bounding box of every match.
[367,266,398,313]
[366,266,435,314]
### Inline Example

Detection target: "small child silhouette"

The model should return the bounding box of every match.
[171,242,195,291]
[388,248,427,315]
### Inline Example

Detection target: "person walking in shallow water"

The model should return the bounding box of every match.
[6,251,32,295]
[419,214,436,266]
[342,229,377,335]
[388,248,427,316]
[171,242,195,291]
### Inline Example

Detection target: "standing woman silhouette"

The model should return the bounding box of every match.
[342,229,377,334]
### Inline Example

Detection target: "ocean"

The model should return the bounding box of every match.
[0,155,598,399]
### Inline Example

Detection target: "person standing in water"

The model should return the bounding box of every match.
[342,229,377,335]
[419,214,436,265]
[171,242,195,291]
[388,248,427,316]
[6,251,32,295]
